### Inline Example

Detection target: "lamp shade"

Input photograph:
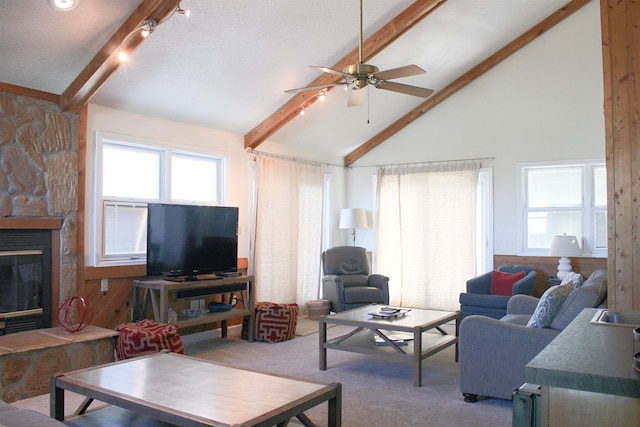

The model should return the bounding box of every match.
[549,234,581,257]
[339,208,368,229]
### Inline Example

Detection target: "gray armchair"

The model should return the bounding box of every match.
[459,269,607,401]
[321,246,389,312]
[459,265,536,320]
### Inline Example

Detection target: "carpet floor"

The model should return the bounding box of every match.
[11,322,512,426]
[185,323,512,427]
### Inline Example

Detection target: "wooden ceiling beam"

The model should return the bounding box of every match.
[244,0,447,150]
[344,0,591,166]
[0,82,60,104]
[60,0,181,113]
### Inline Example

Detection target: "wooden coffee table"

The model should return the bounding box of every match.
[319,304,460,387]
[51,351,341,426]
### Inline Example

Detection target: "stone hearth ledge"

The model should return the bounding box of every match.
[0,326,117,354]
[0,326,118,402]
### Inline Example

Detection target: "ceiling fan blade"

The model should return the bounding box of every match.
[310,66,346,78]
[373,64,426,81]
[376,81,434,98]
[347,88,367,107]
[284,83,338,94]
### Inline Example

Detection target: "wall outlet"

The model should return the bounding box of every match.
[100,278,108,293]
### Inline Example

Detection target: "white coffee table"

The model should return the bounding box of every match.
[319,304,460,387]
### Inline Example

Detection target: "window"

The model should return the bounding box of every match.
[92,132,225,266]
[519,161,606,256]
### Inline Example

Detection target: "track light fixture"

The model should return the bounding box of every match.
[299,88,328,116]
[140,19,157,38]
[176,5,191,17]
[117,2,189,63]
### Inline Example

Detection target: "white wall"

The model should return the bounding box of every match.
[86,104,253,262]
[85,1,603,263]
[346,1,605,256]
[85,105,348,263]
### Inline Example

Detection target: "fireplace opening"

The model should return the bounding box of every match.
[0,230,52,335]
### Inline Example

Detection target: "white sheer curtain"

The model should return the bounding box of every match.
[376,161,479,311]
[250,156,324,309]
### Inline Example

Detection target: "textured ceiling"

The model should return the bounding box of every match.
[0,0,569,159]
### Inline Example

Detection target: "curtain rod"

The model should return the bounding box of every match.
[246,149,343,168]
[352,156,495,169]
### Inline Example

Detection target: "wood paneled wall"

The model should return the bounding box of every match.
[82,259,249,330]
[600,0,640,310]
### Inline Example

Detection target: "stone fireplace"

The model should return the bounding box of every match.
[0,91,78,333]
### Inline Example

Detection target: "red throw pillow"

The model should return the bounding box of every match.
[490,270,526,296]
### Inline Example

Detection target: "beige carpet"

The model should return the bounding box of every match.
[11,320,509,426]
[295,316,333,336]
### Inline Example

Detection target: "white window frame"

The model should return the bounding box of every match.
[90,132,227,267]
[517,159,607,257]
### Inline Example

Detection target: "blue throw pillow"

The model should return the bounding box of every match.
[527,283,574,328]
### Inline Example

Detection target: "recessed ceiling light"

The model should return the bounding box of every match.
[49,0,79,12]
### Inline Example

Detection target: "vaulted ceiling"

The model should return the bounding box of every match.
[0,0,587,165]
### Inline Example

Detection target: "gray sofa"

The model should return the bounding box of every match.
[459,269,608,401]
[0,400,65,426]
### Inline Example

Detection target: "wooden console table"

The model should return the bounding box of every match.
[132,276,255,341]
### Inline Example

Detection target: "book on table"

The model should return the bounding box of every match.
[372,332,414,346]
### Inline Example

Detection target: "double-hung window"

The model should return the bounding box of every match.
[518,160,606,256]
[92,132,225,266]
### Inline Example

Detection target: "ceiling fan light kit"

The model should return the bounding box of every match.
[285,0,434,108]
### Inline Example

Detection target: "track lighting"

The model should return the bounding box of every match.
[298,88,328,116]
[140,19,156,38]
[176,5,191,17]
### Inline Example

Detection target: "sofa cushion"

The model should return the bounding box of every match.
[344,286,384,304]
[490,270,526,296]
[550,271,607,331]
[527,283,574,328]
[501,313,532,326]
[341,274,369,288]
[560,271,584,288]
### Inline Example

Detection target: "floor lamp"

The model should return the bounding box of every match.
[549,234,582,280]
[339,208,368,246]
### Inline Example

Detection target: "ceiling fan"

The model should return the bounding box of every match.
[285,0,434,107]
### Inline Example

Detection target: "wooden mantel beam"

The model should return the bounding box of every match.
[60,0,181,113]
[344,0,591,166]
[243,0,447,150]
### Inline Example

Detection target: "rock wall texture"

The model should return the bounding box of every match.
[0,91,78,299]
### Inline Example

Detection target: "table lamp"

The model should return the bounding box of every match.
[549,234,582,280]
[339,208,368,246]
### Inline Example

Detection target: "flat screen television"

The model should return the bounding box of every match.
[146,203,238,280]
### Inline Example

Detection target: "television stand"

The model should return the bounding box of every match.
[132,276,255,341]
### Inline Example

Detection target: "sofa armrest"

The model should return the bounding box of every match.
[322,275,345,312]
[459,314,558,400]
[368,274,390,305]
[512,270,536,296]
[507,294,540,315]
[466,271,493,294]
